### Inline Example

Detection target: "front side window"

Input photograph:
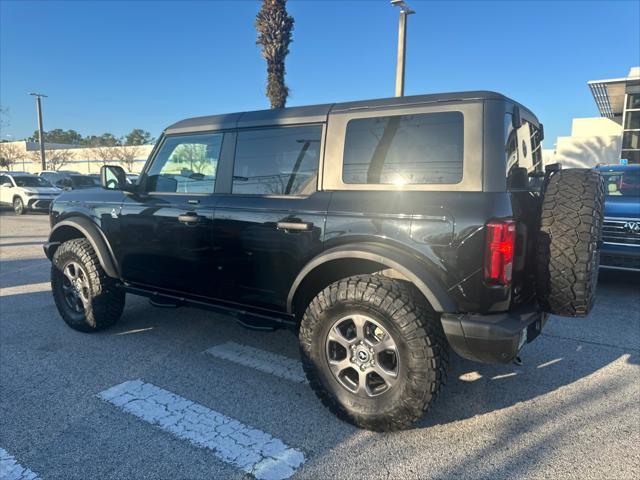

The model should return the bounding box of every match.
[232,125,321,195]
[342,112,464,185]
[146,133,223,193]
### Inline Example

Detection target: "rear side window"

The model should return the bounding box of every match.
[342,112,464,185]
[232,125,321,195]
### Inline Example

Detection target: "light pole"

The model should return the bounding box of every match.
[29,92,47,170]
[391,0,415,97]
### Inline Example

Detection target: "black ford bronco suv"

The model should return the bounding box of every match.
[44,92,604,431]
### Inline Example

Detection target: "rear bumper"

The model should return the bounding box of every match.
[441,304,548,364]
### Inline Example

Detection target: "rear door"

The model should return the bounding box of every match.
[212,124,329,312]
[117,132,226,298]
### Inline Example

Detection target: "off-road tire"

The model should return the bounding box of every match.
[299,274,448,431]
[536,169,605,317]
[13,197,25,215]
[51,238,125,332]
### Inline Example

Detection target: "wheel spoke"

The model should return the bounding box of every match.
[327,326,353,350]
[351,314,366,342]
[354,370,367,395]
[373,364,398,389]
[327,358,350,378]
[64,264,77,282]
[373,335,397,354]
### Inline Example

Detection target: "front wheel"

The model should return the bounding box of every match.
[51,238,125,332]
[13,197,25,215]
[299,275,448,431]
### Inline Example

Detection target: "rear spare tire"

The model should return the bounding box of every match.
[536,169,604,317]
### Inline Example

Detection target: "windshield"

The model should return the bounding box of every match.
[13,176,53,188]
[601,171,640,197]
[70,175,96,187]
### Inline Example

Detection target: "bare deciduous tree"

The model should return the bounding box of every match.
[255,0,294,109]
[29,148,74,171]
[0,143,26,170]
[114,145,141,172]
[92,145,119,166]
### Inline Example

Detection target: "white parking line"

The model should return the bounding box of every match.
[205,342,306,384]
[0,448,40,480]
[98,380,304,480]
[0,282,50,297]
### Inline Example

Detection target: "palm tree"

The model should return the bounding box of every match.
[255,0,294,109]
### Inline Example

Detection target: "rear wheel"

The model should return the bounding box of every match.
[536,169,605,317]
[299,275,448,431]
[13,197,25,215]
[52,238,125,332]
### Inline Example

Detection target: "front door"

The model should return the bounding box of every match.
[213,124,329,312]
[116,132,225,298]
[0,175,13,205]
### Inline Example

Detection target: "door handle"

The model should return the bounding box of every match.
[276,221,313,232]
[178,213,202,225]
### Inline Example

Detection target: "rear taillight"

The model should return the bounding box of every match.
[484,220,516,286]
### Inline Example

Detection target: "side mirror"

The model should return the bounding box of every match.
[100,165,128,190]
[1,182,12,188]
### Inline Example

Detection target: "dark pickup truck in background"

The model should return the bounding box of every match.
[596,164,640,271]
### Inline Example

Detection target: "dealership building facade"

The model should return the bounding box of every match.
[550,67,640,168]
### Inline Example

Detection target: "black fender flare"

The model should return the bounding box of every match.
[45,217,120,279]
[287,242,457,314]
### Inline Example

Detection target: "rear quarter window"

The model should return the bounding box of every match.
[342,111,464,185]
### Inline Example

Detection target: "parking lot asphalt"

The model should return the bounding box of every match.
[0,211,639,480]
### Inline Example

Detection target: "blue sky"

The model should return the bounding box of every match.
[1,0,638,147]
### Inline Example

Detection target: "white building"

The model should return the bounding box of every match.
[0,141,153,174]
[550,67,639,168]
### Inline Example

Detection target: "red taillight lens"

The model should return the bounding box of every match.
[484,220,516,285]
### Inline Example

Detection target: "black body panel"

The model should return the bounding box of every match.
[46,91,547,365]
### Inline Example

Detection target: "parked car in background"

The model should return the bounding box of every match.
[0,172,62,214]
[39,172,99,190]
[596,164,640,271]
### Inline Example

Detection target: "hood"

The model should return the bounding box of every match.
[604,195,640,219]
[23,187,62,194]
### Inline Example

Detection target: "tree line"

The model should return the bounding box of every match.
[26,128,154,147]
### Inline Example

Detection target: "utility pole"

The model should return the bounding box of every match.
[29,92,47,170]
[391,1,415,97]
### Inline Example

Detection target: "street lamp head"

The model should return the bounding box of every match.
[28,92,48,98]
[391,0,415,14]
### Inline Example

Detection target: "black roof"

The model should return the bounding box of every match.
[165,90,525,135]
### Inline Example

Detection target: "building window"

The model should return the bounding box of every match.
[626,93,640,110]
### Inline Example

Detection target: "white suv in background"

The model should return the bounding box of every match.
[0,172,62,215]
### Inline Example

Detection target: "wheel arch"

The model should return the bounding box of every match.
[287,242,457,318]
[46,216,120,279]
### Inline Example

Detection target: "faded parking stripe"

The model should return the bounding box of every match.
[0,282,50,297]
[0,448,40,480]
[98,380,304,480]
[205,342,306,383]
